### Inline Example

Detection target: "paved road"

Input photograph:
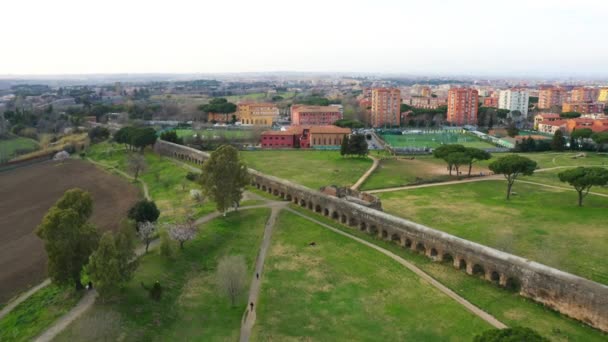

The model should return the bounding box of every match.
[286,208,508,330]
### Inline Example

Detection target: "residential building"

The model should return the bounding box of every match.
[598,88,608,102]
[260,125,351,149]
[538,120,568,134]
[371,88,401,127]
[291,105,342,125]
[404,96,447,109]
[571,87,597,103]
[533,113,561,130]
[538,118,608,135]
[237,102,279,126]
[538,86,566,109]
[562,102,605,114]
[447,87,478,126]
[498,89,530,117]
[483,97,499,108]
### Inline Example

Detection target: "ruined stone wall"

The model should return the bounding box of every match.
[155,140,608,332]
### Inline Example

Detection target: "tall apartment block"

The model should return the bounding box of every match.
[447,88,478,126]
[571,87,597,103]
[598,88,608,103]
[538,86,565,109]
[498,89,530,117]
[371,88,401,127]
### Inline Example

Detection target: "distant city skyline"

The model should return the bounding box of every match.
[2,0,608,77]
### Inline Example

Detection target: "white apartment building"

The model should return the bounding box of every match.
[498,89,530,118]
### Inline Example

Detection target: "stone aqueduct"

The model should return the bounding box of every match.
[155,140,608,332]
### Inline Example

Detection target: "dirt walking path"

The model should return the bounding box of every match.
[87,158,151,200]
[286,208,508,330]
[351,155,379,190]
[0,279,51,320]
[239,203,286,342]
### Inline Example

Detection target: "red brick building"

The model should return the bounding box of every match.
[260,125,350,149]
[447,88,478,126]
[291,105,342,125]
[483,97,499,108]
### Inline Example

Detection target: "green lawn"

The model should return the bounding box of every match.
[241,150,372,189]
[253,210,490,341]
[378,181,608,284]
[522,169,608,195]
[361,157,453,190]
[0,136,40,162]
[87,142,216,222]
[0,285,82,342]
[287,206,607,342]
[56,208,270,341]
[381,133,495,149]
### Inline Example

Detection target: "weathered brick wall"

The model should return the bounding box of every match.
[155,140,608,332]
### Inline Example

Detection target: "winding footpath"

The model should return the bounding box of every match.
[351,155,379,190]
[0,279,51,321]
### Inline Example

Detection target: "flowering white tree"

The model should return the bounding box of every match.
[137,221,156,253]
[168,220,197,249]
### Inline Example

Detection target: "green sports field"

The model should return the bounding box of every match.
[381,132,496,149]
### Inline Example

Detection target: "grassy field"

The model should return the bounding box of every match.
[0,285,82,342]
[241,150,373,189]
[57,208,270,341]
[287,206,607,342]
[381,133,495,149]
[378,180,608,284]
[87,142,216,222]
[0,136,39,161]
[253,210,490,341]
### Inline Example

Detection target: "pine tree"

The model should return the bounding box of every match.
[551,130,565,151]
[340,134,349,157]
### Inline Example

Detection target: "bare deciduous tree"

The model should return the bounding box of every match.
[216,255,247,307]
[137,221,156,253]
[128,153,147,181]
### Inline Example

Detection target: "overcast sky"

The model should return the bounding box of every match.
[2,0,607,76]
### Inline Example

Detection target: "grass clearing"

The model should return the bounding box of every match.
[56,208,270,341]
[253,210,490,341]
[287,205,607,341]
[86,142,216,222]
[0,285,82,342]
[0,135,39,162]
[377,180,608,284]
[241,150,372,189]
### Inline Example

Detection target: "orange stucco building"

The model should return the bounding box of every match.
[447,88,478,126]
[371,88,401,127]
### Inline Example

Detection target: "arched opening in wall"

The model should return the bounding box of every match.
[294,197,299,204]
[490,271,500,284]
[472,264,485,277]
[300,199,306,207]
[349,218,358,227]
[286,194,292,201]
[369,225,378,235]
[340,214,347,224]
[416,242,426,253]
[262,185,267,191]
[430,248,438,257]
[324,208,329,216]
[332,211,339,220]
[405,238,412,248]
[505,277,521,292]
[268,187,273,194]
[442,253,454,264]
[315,205,322,213]
[391,233,400,243]
[458,259,467,270]
[308,202,313,210]
[273,189,279,196]
[280,192,285,199]
[256,184,261,189]
[381,230,388,239]
[360,222,367,231]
